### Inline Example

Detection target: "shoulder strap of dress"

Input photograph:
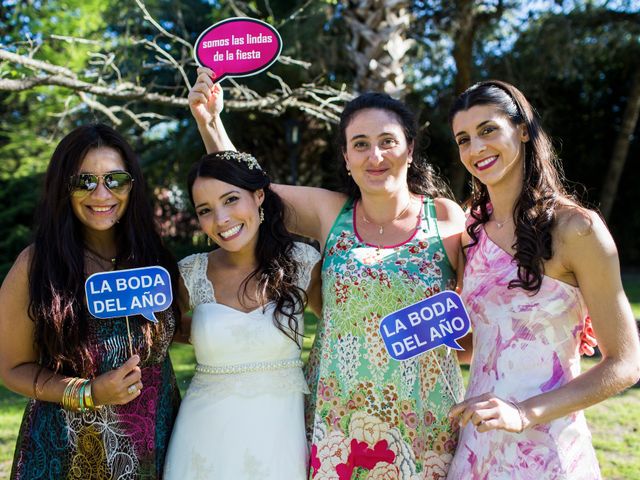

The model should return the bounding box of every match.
[178,253,208,310]
[321,196,356,253]
[463,216,486,260]
[422,196,439,234]
[291,242,321,290]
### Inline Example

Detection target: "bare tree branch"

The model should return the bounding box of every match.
[0,47,350,124]
[136,38,192,89]
[0,0,352,127]
[277,0,317,28]
[134,0,193,51]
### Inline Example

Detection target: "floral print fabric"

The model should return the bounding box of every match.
[447,225,601,480]
[306,198,465,480]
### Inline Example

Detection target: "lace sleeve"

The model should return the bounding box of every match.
[291,242,321,291]
[179,253,214,310]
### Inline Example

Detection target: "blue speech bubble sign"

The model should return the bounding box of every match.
[379,290,471,361]
[85,266,173,323]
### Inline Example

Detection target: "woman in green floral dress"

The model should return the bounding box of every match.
[189,69,467,479]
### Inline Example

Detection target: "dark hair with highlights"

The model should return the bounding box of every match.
[337,92,451,199]
[28,123,181,376]
[187,151,308,346]
[449,80,572,293]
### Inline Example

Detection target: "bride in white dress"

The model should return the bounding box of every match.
[164,151,320,480]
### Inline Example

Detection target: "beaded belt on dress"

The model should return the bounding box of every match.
[195,358,303,375]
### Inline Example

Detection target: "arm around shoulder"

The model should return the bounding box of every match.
[272,184,347,246]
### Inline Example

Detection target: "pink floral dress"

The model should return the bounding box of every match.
[447,225,601,479]
[306,197,465,480]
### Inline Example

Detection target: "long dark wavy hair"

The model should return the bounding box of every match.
[28,124,181,376]
[449,80,571,293]
[337,92,452,199]
[187,151,308,346]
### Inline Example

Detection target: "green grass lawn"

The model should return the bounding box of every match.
[1,279,639,478]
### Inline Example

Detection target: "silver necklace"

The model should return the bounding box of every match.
[361,199,414,235]
[493,216,512,229]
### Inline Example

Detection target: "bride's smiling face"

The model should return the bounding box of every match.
[192,176,264,255]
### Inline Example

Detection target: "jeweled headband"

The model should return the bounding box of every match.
[217,151,263,171]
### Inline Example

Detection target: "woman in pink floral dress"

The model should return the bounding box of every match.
[446,80,640,479]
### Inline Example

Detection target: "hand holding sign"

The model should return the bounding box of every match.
[91,354,143,406]
[194,17,282,83]
[379,290,471,361]
[188,67,224,126]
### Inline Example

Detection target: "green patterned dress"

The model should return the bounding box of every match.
[306,197,465,480]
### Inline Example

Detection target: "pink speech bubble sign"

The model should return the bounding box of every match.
[194,17,283,83]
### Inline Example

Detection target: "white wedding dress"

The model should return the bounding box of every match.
[163,243,320,480]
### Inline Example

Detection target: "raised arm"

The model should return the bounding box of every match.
[188,68,346,247]
[450,209,640,433]
[188,67,235,153]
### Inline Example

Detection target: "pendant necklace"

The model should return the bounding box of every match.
[493,216,512,229]
[85,246,117,269]
[361,197,414,235]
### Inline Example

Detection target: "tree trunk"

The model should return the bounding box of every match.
[340,0,415,98]
[600,67,640,220]
[448,0,476,199]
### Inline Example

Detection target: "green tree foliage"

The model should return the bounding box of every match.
[0,0,352,278]
[0,0,113,277]
[2,0,640,280]
[480,6,640,262]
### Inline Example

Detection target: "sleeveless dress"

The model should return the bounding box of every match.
[306,197,465,480]
[163,242,320,480]
[447,225,601,479]
[11,310,180,479]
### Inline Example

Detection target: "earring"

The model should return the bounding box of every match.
[207,236,213,246]
[259,206,265,224]
[347,170,352,176]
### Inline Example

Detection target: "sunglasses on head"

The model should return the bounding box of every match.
[69,171,134,197]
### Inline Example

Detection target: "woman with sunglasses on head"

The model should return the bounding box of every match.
[162,151,320,479]
[189,69,467,479]
[0,124,183,479]
[445,81,640,479]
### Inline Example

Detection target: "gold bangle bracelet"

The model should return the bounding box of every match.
[84,381,97,410]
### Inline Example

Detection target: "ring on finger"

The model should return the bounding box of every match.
[127,384,137,395]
